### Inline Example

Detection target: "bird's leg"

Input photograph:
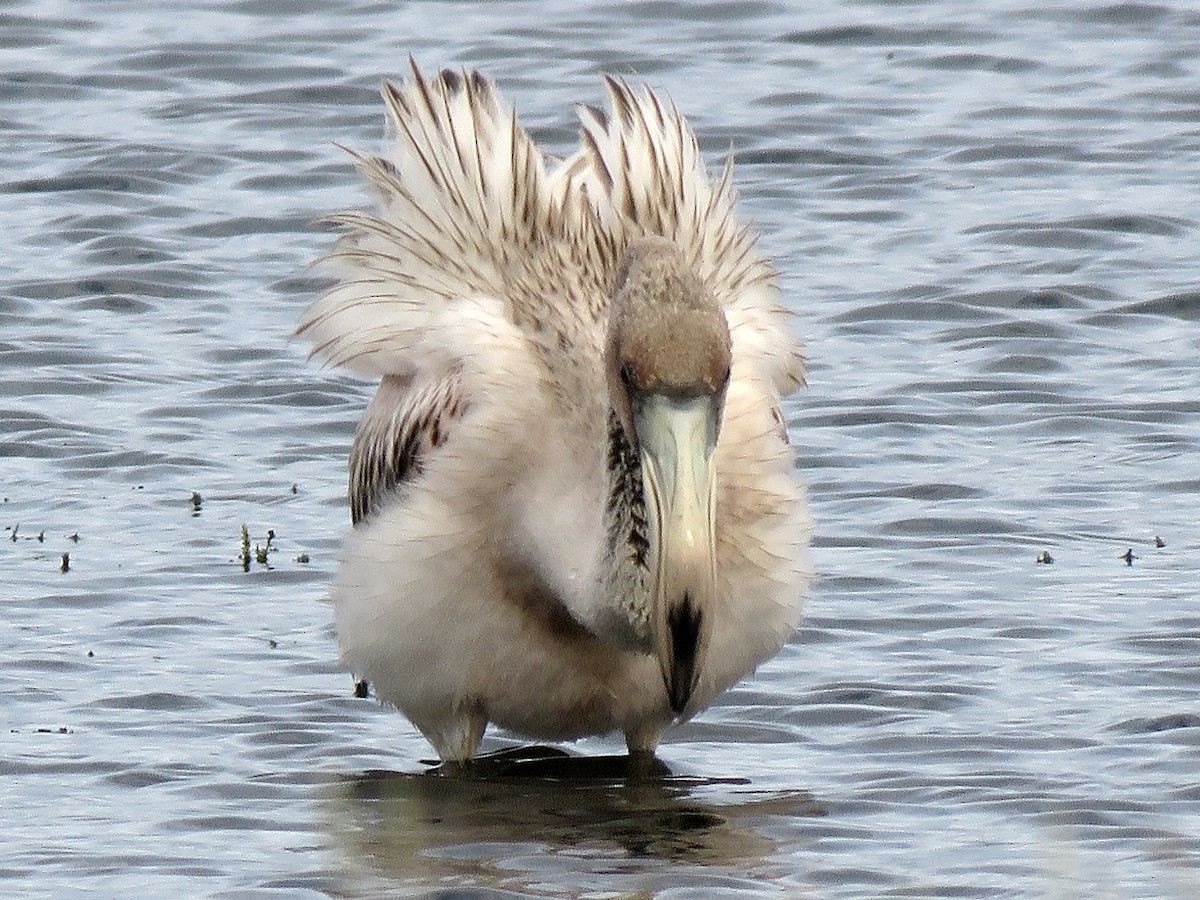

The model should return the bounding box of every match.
[423,707,487,765]
[624,749,672,782]
[624,721,667,757]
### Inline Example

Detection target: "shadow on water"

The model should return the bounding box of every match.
[317,747,825,894]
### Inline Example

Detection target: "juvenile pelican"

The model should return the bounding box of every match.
[298,63,812,763]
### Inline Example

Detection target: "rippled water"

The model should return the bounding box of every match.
[3,1,1199,896]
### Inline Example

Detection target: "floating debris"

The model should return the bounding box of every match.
[238,527,281,569]
[60,553,70,573]
[1121,548,1136,566]
[5,524,53,543]
[254,529,277,565]
[69,533,79,543]
[239,526,293,570]
[1153,535,1166,548]
[240,524,251,572]
[295,552,310,563]
[267,639,278,649]
[1036,550,1054,565]
[35,727,70,734]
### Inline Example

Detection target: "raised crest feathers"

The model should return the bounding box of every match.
[298,62,799,392]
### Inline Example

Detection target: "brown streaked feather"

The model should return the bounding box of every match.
[349,374,468,525]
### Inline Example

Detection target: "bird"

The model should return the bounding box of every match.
[297,61,812,765]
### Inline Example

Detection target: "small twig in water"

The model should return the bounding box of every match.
[240,524,251,572]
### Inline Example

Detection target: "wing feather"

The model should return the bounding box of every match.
[349,374,467,525]
[298,61,555,378]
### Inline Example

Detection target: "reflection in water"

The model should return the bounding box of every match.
[318,751,824,896]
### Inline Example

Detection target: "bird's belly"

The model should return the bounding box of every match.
[479,648,668,741]
[333,548,671,743]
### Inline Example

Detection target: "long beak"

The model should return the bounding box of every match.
[632,391,721,714]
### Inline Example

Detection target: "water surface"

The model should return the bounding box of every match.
[3,1,1199,896]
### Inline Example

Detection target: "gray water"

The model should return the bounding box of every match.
[3,1,1199,896]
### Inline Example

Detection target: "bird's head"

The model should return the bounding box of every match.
[605,236,731,715]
